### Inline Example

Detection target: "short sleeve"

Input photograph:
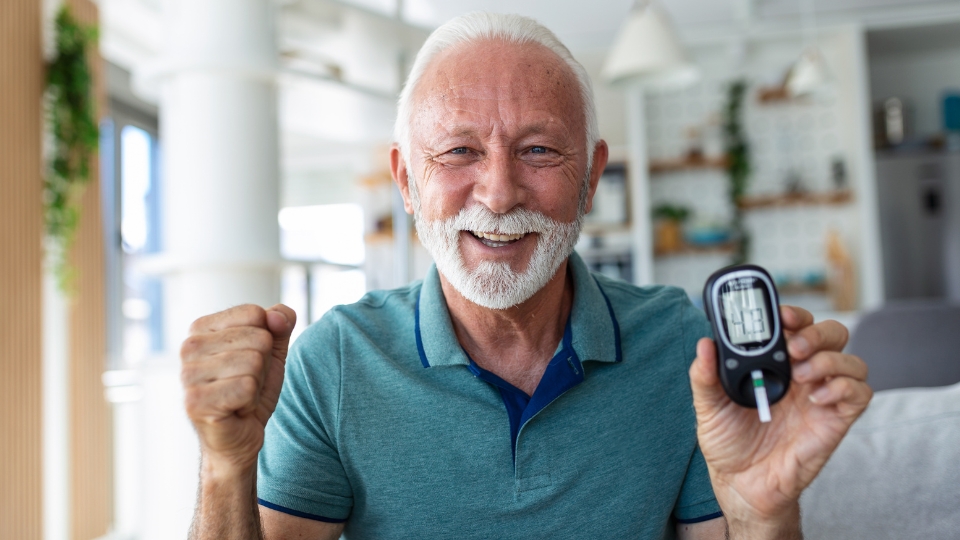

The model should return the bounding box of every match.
[674,298,722,523]
[673,444,722,522]
[257,311,353,521]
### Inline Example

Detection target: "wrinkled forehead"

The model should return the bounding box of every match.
[409,39,585,136]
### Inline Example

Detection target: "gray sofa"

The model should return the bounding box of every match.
[798,301,960,538]
[800,382,960,538]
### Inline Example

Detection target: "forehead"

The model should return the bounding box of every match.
[410,39,584,138]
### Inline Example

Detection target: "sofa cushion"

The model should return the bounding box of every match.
[800,382,960,539]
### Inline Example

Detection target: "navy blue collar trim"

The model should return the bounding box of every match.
[414,271,623,369]
[592,276,623,363]
[415,295,429,368]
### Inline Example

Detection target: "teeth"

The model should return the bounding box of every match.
[472,231,524,242]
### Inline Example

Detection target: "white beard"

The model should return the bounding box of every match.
[411,180,586,310]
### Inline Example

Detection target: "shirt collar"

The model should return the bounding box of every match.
[415,251,622,368]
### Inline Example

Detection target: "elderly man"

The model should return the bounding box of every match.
[181,12,871,540]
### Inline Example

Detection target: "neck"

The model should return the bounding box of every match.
[439,259,574,396]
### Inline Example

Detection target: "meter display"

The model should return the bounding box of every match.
[721,284,772,346]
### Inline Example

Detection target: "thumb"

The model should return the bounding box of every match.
[689,337,729,413]
[265,304,297,359]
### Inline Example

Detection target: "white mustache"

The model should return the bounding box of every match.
[447,205,558,235]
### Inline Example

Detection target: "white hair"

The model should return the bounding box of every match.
[393,11,600,169]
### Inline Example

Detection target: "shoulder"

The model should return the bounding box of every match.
[294,281,422,346]
[591,273,712,362]
[592,272,701,324]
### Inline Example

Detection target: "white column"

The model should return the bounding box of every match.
[132,1,280,538]
[626,85,654,286]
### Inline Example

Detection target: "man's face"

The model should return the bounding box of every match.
[397,40,601,309]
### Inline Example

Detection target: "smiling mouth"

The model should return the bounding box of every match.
[468,230,526,248]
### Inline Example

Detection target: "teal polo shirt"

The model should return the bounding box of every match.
[258,252,721,538]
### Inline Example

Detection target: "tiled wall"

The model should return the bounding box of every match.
[645,32,864,311]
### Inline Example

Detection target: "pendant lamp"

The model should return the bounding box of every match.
[602,0,698,90]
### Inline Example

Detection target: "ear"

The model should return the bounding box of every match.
[583,140,609,215]
[390,144,415,215]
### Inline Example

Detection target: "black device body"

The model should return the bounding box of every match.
[703,264,791,408]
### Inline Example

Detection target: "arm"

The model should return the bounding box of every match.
[688,306,872,540]
[677,516,729,540]
[182,304,343,540]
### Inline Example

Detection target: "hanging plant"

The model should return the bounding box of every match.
[45,5,99,292]
[723,79,751,265]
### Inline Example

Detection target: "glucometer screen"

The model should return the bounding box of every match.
[721,286,772,345]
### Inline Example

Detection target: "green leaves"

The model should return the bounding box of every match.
[45,5,99,292]
[724,80,751,265]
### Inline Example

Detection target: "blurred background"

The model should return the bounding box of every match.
[2,0,960,538]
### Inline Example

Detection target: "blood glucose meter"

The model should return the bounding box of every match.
[703,264,791,422]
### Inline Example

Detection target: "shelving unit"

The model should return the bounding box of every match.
[648,156,727,174]
[737,190,853,210]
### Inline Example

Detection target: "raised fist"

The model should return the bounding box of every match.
[180,304,296,475]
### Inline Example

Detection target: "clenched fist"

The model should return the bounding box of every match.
[180,304,297,476]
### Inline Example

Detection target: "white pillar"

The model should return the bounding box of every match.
[626,85,654,286]
[132,1,280,538]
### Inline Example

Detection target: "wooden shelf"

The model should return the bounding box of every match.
[649,156,727,174]
[655,242,736,258]
[737,190,852,210]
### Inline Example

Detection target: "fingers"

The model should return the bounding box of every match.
[807,375,873,408]
[180,326,274,360]
[265,304,297,358]
[184,375,261,421]
[689,338,731,412]
[792,351,868,385]
[181,303,298,427]
[189,304,269,334]
[786,319,850,361]
[780,305,814,331]
[181,349,266,386]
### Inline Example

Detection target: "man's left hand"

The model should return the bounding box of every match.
[689,305,872,538]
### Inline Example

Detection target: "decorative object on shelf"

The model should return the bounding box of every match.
[652,203,690,254]
[773,270,828,296]
[784,169,806,195]
[831,157,848,190]
[826,229,857,311]
[723,79,751,265]
[873,97,909,148]
[602,0,698,90]
[585,162,629,226]
[44,5,99,293]
[684,222,731,248]
[685,126,704,161]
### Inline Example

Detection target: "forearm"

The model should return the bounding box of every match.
[726,503,803,540]
[189,457,263,540]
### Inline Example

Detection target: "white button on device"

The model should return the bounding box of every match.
[725,358,739,370]
[773,351,786,362]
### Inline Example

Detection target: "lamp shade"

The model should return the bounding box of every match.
[602,0,698,90]
[785,46,832,98]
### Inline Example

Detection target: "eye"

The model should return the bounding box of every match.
[530,146,548,154]
[449,147,469,155]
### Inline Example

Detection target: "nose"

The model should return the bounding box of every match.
[472,148,523,214]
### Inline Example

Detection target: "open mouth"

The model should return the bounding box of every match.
[468,230,526,248]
